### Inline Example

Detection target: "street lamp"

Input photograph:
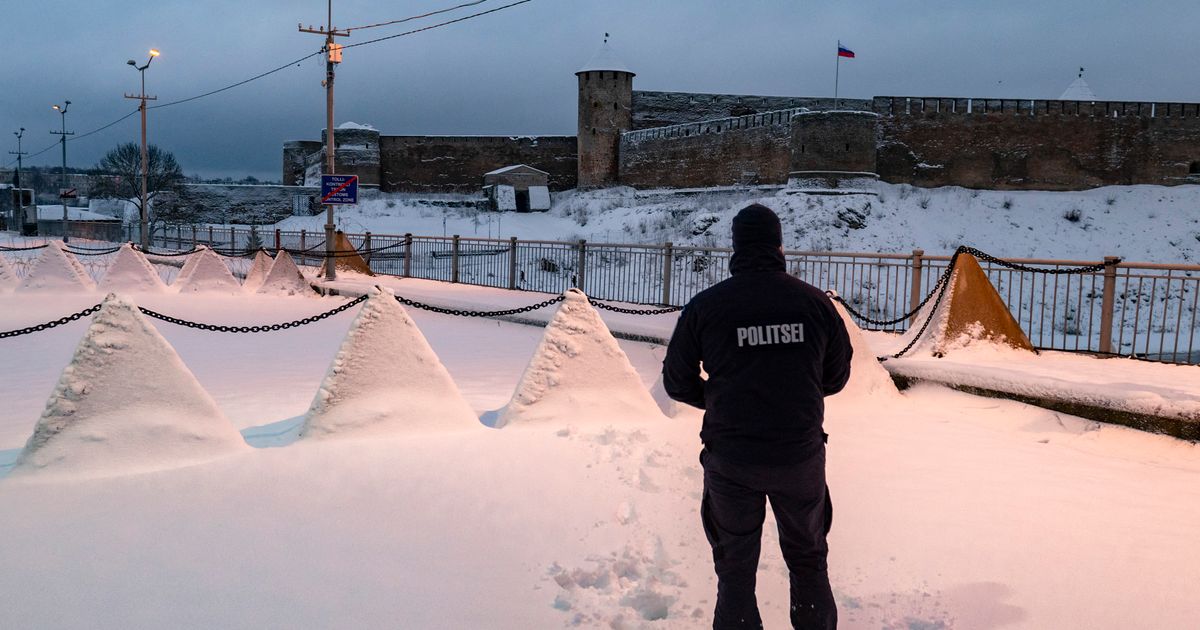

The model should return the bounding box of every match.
[125,49,159,247]
[8,128,26,232]
[51,101,73,242]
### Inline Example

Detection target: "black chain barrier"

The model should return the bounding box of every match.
[0,243,50,252]
[830,246,1124,359]
[64,246,123,256]
[0,304,103,339]
[137,294,368,333]
[394,293,565,318]
[588,298,683,315]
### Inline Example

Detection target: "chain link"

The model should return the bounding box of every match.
[960,246,1120,274]
[0,304,103,339]
[587,298,683,315]
[137,295,368,333]
[394,293,564,317]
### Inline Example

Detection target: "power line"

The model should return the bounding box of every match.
[149,50,324,110]
[4,109,141,168]
[342,0,533,50]
[344,0,488,32]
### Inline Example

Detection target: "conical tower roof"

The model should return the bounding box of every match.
[12,294,248,479]
[300,286,480,438]
[577,40,635,75]
[1060,72,1097,101]
[498,289,661,427]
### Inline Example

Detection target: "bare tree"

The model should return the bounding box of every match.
[90,143,186,236]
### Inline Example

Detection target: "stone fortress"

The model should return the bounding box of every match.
[283,42,1200,196]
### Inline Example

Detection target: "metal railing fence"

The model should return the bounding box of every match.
[65,223,1200,365]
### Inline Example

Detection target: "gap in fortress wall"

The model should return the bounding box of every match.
[281,42,1200,195]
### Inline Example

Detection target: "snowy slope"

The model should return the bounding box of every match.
[276,183,1200,264]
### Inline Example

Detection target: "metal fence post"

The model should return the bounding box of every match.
[207,226,214,247]
[909,248,925,325]
[300,229,307,267]
[662,241,674,305]
[126,223,133,243]
[1099,256,1119,354]
[508,236,518,290]
[274,228,281,252]
[229,225,236,251]
[576,239,587,292]
[363,231,372,267]
[191,225,197,249]
[451,235,460,283]
[403,233,413,278]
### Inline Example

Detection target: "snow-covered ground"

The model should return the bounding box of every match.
[2,280,1199,628]
[276,183,1200,264]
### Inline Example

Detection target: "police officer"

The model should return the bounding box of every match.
[663,203,852,629]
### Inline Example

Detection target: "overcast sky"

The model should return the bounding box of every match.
[5,0,1199,180]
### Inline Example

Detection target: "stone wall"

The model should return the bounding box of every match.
[619,114,794,188]
[379,135,577,193]
[631,90,871,130]
[875,97,1200,190]
[578,70,634,188]
[175,184,321,224]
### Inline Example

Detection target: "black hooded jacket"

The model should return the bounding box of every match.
[663,205,853,465]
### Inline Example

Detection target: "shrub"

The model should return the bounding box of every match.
[1001,197,1013,210]
[1063,208,1083,223]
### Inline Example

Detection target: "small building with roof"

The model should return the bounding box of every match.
[484,164,551,212]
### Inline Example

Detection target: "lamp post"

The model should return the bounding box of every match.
[125,49,159,248]
[51,102,74,242]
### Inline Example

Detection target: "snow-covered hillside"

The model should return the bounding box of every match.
[276,183,1200,264]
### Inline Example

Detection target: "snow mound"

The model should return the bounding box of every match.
[337,121,377,131]
[174,249,240,294]
[242,250,274,292]
[99,243,167,293]
[0,254,17,292]
[830,299,900,399]
[175,245,207,283]
[300,286,479,438]
[16,241,96,292]
[11,294,248,480]
[256,250,312,296]
[498,289,663,427]
[548,541,686,625]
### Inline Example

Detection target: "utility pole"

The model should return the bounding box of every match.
[51,102,74,242]
[125,50,159,248]
[300,0,349,280]
[9,128,27,232]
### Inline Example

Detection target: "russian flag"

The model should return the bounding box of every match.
[838,43,855,58]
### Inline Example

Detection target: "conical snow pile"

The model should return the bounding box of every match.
[0,255,18,292]
[11,294,249,480]
[829,298,900,399]
[174,245,207,284]
[16,241,97,292]
[300,286,480,439]
[99,243,168,293]
[241,250,274,292]
[498,289,663,427]
[174,248,241,293]
[256,251,312,296]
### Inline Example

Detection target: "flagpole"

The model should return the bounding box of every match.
[834,41,841,110]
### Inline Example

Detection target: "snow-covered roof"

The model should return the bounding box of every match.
[36,206,120,221]
[484,164,549,176]
[1060,76,1097,101]
[337,121,378,131]
[577,41,634,75]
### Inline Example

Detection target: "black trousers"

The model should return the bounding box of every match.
[700,448,836,630]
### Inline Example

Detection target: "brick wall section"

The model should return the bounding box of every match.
[578,71,634,188]
[619,119,793,188]
[379,136,577,193]
[790,111,879,174]
[631,91,871,130]
[877,100,1200,190]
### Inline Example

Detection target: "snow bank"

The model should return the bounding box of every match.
[301,286,480,438]
[337,121,377,131]
[241,250,273,293]
[256,250,311,296]
[174,249,240,294]
[830,298,900,399]
[0,255,17,292]
[498,289,663,426]
[99,244,167,293]
[175,245,207,284]
[11,294,248,480]
[16,242,96,293]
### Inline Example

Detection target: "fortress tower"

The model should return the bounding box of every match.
[576,39,635,188]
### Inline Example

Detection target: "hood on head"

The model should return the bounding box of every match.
[730,203,785,274]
